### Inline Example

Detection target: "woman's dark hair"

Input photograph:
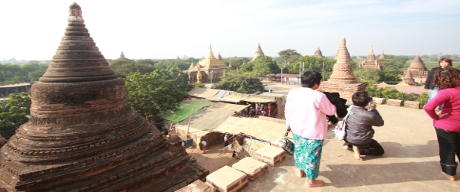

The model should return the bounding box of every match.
[301,71,322,88]
[434,67,460,90]
[352,91,372,107]
[438,58,453,67]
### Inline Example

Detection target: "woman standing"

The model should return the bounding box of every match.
[285,71,336,187]
[425,58,453,102]
[424,67,460,181]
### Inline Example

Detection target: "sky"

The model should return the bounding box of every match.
[1,0,459,60]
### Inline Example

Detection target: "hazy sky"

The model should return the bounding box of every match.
[1,0,459,60]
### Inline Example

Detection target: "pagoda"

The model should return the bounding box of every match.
[0,3,206,191]
[187,45,227,83]
[402,54,429,83]
[378,51,386,59]
[313,47,323,58]
[320,37,367,101]
[402,69,416,86]
[250,43,265,62]
[359,46,382,70]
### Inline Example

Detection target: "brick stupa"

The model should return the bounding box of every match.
[320,37,367,102]
[402,53,429,83]
[0,3,206,191]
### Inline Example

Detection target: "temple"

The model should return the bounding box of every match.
[402,54,429,83]
[250,43,265,62]
[401,69,416,85]
[120,51,125,59]
[0,3,206,191]
[359,46,382,70]
[320,37,367,101]
[313,47,323,58]
[187,45,227,83]
[378,51,386,59]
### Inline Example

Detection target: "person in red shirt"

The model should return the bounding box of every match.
[424,67,460,181]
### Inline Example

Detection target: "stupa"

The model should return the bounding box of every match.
[378,51,386,59]
[359,46,382,70]
[250,43,265,62]
[313,47,323,58]
[402,53,429,83]
[402,69,416,86]
[0,3,207,191]
[187,45,227,83]
[320,38,367,101]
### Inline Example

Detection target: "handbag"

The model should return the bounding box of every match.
[333,105,353,140]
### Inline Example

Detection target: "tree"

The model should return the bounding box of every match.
[278,49,301,64]
[109,58,155,76]
[250,56,280,77]
[286,56,335,80]
[379,68,402,82]
[0,92,31,139]
[212,72,264,94]
[125,70,187,122]
[353,68,380,83]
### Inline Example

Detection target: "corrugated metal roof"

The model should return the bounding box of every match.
[188,88,220,98]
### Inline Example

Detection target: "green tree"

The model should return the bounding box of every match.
[250,56,280,77]
[354,68,380,83]
[125,70,187,122]
[379,68,402,82]
[109,58,155,76]
[286,56,335,80]
[212,72,264,94]
[278,49,301,64]
[0,92,31,139]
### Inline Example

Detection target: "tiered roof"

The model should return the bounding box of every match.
[408,54,428,71]
[251,43,265,62]
[328,37,358,83]
[314,47,323,58]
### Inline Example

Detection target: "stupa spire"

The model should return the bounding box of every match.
[207,45,216,59]
[367,45,376,61]
[251,43,265,61]
[40,2,118,83]
[328,37,358,83]
[314,47,323,58]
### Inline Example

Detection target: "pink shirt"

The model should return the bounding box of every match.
[424,87,460,132]
[285,87,336,140]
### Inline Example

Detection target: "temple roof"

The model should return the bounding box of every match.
[314,47,323,58]
[379,51,386,59]
[120,51,125,58]
[39,3,118,83]
[196,45,226,68]
[217,52,222,60]
[408,53,428,71]
[251,43,265,61]
[367,46,376,61]
[328,37,358,84]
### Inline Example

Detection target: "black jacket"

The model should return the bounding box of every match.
[424,67,440,89]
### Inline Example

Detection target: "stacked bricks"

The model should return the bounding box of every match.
[175,180,212,192]
[254,145,286,166]
[232,157,268,181]
[373,97,385,104]
[206,166,248,192]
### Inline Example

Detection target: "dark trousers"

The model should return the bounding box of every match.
[344,139,385,156]
[435,128,460,176]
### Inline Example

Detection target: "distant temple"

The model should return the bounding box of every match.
[359,46,382,70]
[120,51,125,58]
[320,37,367,101]
[402,54,429,83]
[313,47,323,58]
[402,69,416,86]
[250,43,265,62]
[0,3,207,191]
[217,52,222,60]
[378,51,386,59]
[188,45,227,83]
